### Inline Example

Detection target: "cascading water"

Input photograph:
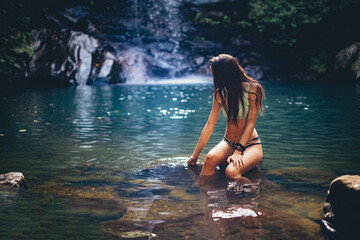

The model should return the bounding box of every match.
[60,0,211,84]
[113,0,193,83]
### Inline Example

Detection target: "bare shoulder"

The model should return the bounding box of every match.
[248,82,260,100]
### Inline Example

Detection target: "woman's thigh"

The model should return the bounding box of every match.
[225,144,263,178]
[241,144,263,173]
[201,140,234,175]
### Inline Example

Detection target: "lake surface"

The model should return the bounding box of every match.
[1,78,360,239]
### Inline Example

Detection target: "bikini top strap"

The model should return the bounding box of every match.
[244,83,250,99]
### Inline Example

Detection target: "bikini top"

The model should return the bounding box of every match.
[221,83,250,120]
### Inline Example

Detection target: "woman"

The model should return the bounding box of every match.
[187,54,265,179]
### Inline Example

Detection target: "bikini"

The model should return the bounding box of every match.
[223,135,261,152]
[221,83,262,151]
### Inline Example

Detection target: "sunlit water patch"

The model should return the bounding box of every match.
[0,80,360,239]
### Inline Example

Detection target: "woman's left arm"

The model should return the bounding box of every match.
[239,84,260,147]
[228,84,260,169]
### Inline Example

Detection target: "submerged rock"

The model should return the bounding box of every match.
[0,172,27,189]
[102,202,322,240]
[259,178,325,224]
[37,183,127,221]
[322,175,360,239]
[266,167,335,192]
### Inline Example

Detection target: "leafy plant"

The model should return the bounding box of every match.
[309,51,328,74]
[246,0,359,46]
[0,0,32,84]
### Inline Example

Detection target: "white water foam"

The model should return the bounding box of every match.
[121,75,212,85]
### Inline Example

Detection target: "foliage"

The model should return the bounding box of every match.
[0,0,33,83]
[194,13,221,26]
[246,0,359,46]
[309,51,328,74]
[0,0,129,85]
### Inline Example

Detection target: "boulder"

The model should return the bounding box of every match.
[29,28,99,85]
[28,15,124,86]
[0,172,28,189]
[321,175,360,239]
[335,42,360,81]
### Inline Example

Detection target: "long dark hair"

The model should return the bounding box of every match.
[209,54,265,124]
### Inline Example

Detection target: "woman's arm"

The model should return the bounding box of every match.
[187,93,222,165]
[239,84,260,146]
[227,84,260,169]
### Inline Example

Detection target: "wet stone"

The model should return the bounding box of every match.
[322,175,360,240]
[0,172,28,189]
[259,179,325,221]
[170,189,198,201]
[101,213,207,239]
[36,183,127,221]
[266,167,335,192]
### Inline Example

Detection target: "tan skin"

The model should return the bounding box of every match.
[187,83,263,179]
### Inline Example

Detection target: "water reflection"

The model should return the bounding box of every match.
[188,165,262,222]
[1,81,360,239]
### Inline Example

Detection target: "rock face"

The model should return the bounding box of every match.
[28,15,124,86]
[322,175,360,239]
[23,1,268,86]
[30,29,98,85]
[0,172,28,189]
[335,42,360,81]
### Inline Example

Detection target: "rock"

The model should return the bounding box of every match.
[102,203,322,240]
[170,189,198,201]
[321,175,360,239]
[101,213,205,239]
[37,183,127,221]
[266,167,335,192]
[68,31,99,84]
[28,15,125,86]
[88,51,118,85]
[259,179,324,222]
[194,56,205,65]
[335,42,360,81]
[29,27,100,85]
[0,172,27,189]
[117,48,150,83]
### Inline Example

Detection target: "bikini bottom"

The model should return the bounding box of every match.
[223,136,262,151]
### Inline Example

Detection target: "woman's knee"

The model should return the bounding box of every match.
[204,152,219,167]
[225,164,242,179]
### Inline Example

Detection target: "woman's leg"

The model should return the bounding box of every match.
[201,140,234,176]
[225,144,263,179]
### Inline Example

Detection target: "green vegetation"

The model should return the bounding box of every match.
[195,13,221,26]
[0,0,33,84]
[309,51,328,74]
[0,0,129,86]
[1,0,359,84]
[193,0,359,76]
[246,0,359,46]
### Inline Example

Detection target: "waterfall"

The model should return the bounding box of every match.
[164,0,182,53]
[133,0,140,39]
[114,0,191,83]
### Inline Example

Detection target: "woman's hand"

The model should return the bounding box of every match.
[187,155,198,165]
[227,151,244,170]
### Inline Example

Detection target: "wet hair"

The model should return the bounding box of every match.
[209,54,265,124]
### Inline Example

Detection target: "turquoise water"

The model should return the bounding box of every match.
[0,79,359,239]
